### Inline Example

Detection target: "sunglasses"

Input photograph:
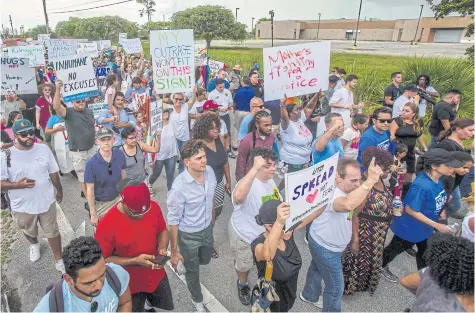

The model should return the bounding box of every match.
[377,118,392,124]
[90,301,98,312]
[17,130,35,138]
[108,163,112,175]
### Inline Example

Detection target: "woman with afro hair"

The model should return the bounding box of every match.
[191,112,231,258]
[400,232,473,312]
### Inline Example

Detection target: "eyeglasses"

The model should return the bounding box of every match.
[108,163,112,175]
[377,118,392,124]
[17,130,35,138]
[90,301,98,312]
[252,105,265,109]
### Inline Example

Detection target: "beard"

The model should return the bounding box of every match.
[74,284,101,298]
[17,137,34,148]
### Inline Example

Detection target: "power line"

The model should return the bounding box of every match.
[50,0,114,12]
[49,0,133,14]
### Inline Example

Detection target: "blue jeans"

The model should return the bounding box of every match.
[428,134,439,149]
[149,156,177,191]
[177,139,186,174]
[302,236,344,312]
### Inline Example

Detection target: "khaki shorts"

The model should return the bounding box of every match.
[71,147,96,182]
[228,219,254,272]
[96,196,120,219]
[12,202,59,238]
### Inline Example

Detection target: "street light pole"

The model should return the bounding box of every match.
[412,5,424,45]
[251,17,255,36]
[269,10,274,47]
[42,0,50,34]
[317,13,321,40]
[235,8,239,21]
[352,0,363,50]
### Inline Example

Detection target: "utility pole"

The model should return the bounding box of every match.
[42,0,50,34]
[317,13,321,40]
[235,8,239,21]
[9,15,14,36]
[269,10,274,47]
[412,5,424,45]
[251,17,255,36]
[352,0,363,50]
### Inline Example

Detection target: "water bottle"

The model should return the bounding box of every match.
[277,162,288,179]
[401,161,407,171]
[448,223,460,233]
[276,160,284,179]
[392,196,403,217]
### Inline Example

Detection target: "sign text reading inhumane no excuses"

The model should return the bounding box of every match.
[52,54,99,102]
[263,41,331,101]
[150,29,195,93]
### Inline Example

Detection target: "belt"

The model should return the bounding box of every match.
[358,212,393,223]
[70,148,91,152]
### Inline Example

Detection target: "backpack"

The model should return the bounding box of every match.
[47,265,121,312]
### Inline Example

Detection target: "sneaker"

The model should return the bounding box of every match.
[237,280,251,305]
[304,236,309,244]
[299,291,323,309]
[404,248,417,258]
[144,299,156,312]
[29,243,41,262]
[55,259,66,274]
[228,151,236,159]
[191,300,206,312]
[381,266,398,283]
[147,184,154,195]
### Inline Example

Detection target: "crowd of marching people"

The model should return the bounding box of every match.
[0,45,474,313]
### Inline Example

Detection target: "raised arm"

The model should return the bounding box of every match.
[280,96,290,130]
[53,80,67,118]
[303,90,322,120]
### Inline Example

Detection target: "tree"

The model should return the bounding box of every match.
[137,0,156,22]
[25,25,55,39]
[427,0,474,64]
[55,16,139,41]
[139,21,172,37]
[171,5,246,49]
[229,22,248,43]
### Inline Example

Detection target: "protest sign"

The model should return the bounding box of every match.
[47,39,77,59]
[194,45,207,65]
[8,45,45,67]
[26,38,33,43]
[284,153,338,231]
[96,40,111,51]
[76,42,99,57]
[150,29,195,93]
[51,53,99,102]
[121,38,143,54]
[37,34,50,42]
[1,57,37,95]
[119,33,127,44]
[95,67,111,78]
[208,59,224,73]
[263,41,331,101]
[149,100,163,132]
[88,102,109,119]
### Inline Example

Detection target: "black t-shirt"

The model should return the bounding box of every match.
[428,101,456,136]
[435,139,467,194]
[383,84,403,107]
[251,83,264,99]
[394,117,423,149]
[204,139,228,183]
[251,234,302,283]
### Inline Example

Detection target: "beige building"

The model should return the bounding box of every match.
[256,16,473,43]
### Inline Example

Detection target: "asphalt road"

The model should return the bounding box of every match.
[3,154,421,312]
[196,39,472,58]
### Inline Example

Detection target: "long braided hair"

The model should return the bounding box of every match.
[248,110,271,149]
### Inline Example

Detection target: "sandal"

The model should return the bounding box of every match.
[212,248,218,258]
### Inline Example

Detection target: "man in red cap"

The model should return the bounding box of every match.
[95,178,174,312]
[203,99,229,147]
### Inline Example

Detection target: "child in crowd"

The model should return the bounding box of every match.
[135,111,147,143]
[391,143,408,197]
[189,88,207,130]
[342,113,369,159]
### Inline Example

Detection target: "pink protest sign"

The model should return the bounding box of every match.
[263,41,331,101]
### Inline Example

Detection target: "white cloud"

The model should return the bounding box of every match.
[1,0,437,33]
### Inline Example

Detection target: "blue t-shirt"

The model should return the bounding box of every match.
[233,86,255,111]
[84,148,127,201]
[238,113,254,140]
[124,86,146,103]
[311,136,343,165]
[33,263,129,312]
[207,78,230,92]
[390,172,447,243]
[46,115,65,129]
[357,126,394,166]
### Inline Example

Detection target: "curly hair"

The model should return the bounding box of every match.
[425,233,474,295]
[251,147,277,163]
[361,146,394,171]
[180,139,207,160]
[63,236,103,281]
[191,112,221,140]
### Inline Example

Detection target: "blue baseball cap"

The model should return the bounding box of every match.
[12,119,34,134]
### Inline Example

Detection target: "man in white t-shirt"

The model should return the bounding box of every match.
[300,158,383,311]
[329,74,361,130]
[342,113,369,160]
[392,84,420,118]
[1,119,65,273]
[229,148,281,305]
[208,79,235,158]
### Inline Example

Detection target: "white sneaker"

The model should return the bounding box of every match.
[29,243,41,262]
[191,300,206,312]
[55,259,66,274]
[147,184,154,195]
[304,236,309,244]
[300,291,323,309]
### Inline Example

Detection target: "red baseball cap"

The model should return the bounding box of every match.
[203,100,219,111]
[117,179,151,213]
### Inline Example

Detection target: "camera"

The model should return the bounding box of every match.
[417,89,436,106]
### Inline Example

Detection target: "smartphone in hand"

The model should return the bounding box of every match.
[152,255,171,266]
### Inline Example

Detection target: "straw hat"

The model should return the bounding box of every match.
[233,64,242,71]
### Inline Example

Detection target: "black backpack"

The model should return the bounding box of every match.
[47,265,121,312]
